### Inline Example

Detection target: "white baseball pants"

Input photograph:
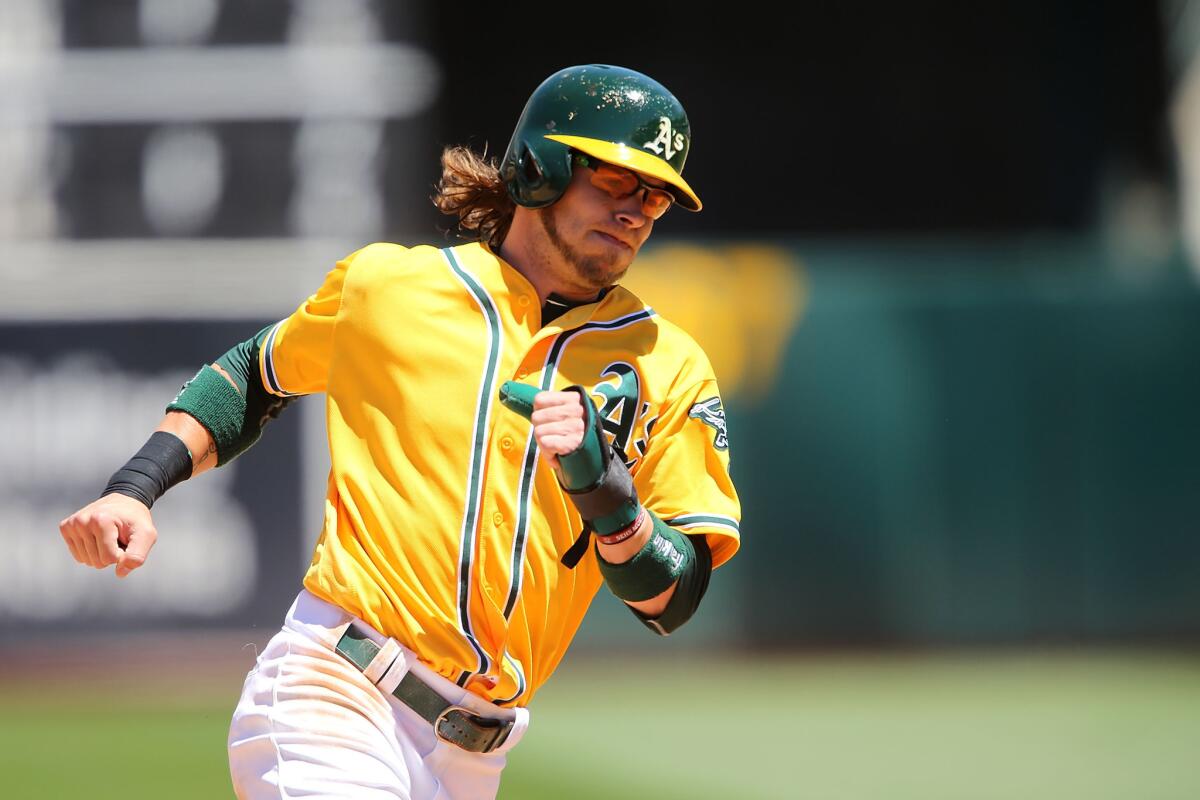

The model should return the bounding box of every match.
[227,590,530,799]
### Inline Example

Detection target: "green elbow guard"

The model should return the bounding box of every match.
[629,533,713,636]
[166,328,294,466]
[596,512,695,603]
[167,365,250,466]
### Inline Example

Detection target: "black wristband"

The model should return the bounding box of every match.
[564,451,640,526]
[102,431,193,509]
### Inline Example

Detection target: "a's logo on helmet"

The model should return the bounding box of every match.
[688,397,729,451]
[642,117,686,161]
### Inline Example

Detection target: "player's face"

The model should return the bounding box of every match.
[534,158,667,295]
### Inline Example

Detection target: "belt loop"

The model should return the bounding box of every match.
[336,624,399,685]
[376,645,411,695]
[363,638,402,685]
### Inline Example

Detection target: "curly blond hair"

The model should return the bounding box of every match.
[431,145,517,249]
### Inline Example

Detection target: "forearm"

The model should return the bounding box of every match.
[157,363,240,477]
[106,334,289,510]
[595,510,711,634]
[596,513,677,616]
[157,411,217,476]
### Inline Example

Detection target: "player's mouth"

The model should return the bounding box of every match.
[592,230,633,251]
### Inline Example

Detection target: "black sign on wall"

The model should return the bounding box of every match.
[0,321,309,633]
[37,0,440,241]
[429,0,1171,237]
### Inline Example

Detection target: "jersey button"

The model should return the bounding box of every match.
[500,436,514,451]
[518,295,531,307]
[492,512,504,526]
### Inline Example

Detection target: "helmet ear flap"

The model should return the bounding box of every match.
[521,143,544,183]
[502,139,547,205]
[504,138,571,208]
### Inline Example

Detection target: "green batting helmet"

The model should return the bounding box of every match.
[500,64,702,212]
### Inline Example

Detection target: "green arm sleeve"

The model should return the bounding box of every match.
[166,325,297,466]
[627,531,714,636]
[213,326,268,397]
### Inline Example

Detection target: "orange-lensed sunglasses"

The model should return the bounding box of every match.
[572,152,675,219]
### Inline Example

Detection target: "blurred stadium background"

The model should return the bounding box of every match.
[2,1,1199,798]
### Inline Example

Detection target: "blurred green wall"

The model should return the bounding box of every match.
[726,236,1200,645]
[576,237,1195,652]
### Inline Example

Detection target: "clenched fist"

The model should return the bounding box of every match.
[59,493,158,578]
[498,382,609,493]
[528,390,588,466]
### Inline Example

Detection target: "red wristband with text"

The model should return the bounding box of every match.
[594,506,647,547]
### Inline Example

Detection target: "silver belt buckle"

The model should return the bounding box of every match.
[434,705,514,753]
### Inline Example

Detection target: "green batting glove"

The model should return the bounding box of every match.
[497,380,537,420]
[497,381,607,491]
[498,381,639,537]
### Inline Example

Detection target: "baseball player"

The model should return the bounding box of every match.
[59,64,741,799]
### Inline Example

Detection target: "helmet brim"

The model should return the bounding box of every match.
[544,134,702,212]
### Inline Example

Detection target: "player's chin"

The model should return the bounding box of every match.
[575,257,629,290]
[587,236,638,270]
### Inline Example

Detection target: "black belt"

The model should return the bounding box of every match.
[334,625,514,754]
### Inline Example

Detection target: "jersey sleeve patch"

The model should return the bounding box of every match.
[687,397,728,451]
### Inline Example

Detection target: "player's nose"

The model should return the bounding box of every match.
[613,194,650,229]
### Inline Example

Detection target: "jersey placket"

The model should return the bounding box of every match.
[468,326,571,700]
[480,333,585,705]
[471,412,532,702]
[463,310,549,699]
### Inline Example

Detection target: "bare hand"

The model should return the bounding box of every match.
[529,390,588,468]
[59,494,158,578]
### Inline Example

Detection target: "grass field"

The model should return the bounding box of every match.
[1,643,1196,799]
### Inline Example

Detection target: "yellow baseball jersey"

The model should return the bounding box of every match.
[258,241,740,705]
